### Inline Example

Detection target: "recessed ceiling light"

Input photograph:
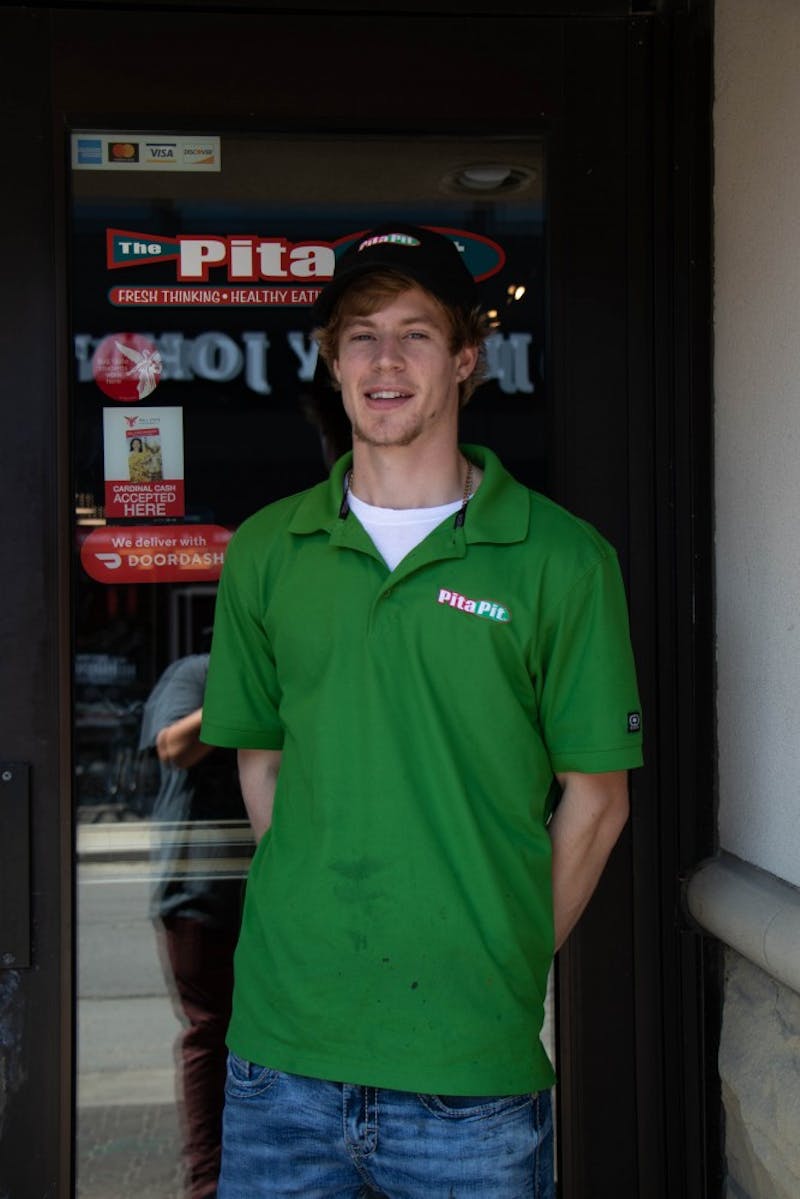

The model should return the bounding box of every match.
[460,166,513,190]
[442,162,537,196]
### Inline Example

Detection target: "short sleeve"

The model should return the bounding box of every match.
[536,549,643,773]
[139,655,208,750]
[201,529,284,750]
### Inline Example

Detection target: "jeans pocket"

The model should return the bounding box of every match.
[225,1051,280,1099]
[417,1092,533,1120]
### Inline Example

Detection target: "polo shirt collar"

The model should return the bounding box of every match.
[287,452,353,537]
[287,443,530,546]
[461,445,530,545]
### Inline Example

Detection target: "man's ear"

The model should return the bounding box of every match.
[331,358,342,386]
[455,345,480,382]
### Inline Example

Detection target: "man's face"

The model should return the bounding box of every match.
[331,286,478,451]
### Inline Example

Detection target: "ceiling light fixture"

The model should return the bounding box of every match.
[441,162,537,196]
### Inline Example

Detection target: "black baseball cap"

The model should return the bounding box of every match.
[311,223,479,326]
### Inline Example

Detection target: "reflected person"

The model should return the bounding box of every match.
[140,652,249,1199]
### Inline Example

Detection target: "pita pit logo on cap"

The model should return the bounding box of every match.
[358,233,421,251]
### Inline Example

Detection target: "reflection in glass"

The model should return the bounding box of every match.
[76,644,252,1199]
[142,652,248,1199]
[73,131,547,1196]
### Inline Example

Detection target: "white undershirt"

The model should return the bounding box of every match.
[347,490,464,571]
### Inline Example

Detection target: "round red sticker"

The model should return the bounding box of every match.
[92,333,163,402]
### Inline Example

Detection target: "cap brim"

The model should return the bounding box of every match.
[311,260,477,326]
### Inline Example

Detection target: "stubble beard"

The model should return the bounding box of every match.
[350,411,428,449]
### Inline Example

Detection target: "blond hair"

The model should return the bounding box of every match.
[314,270,489,407]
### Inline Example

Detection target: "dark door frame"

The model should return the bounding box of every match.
[0,4,717,1196]
[551,10,720,1197]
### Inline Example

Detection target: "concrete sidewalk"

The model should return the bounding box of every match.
[77,873,189,1198]
[77,995,186,1198]
[77,1101,183,1199]
[78,996,180,1107]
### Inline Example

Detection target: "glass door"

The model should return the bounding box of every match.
[69,131,547,1197]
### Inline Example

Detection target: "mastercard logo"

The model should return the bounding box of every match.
[109,142,139,162]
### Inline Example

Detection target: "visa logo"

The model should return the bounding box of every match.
[146,143,177,160]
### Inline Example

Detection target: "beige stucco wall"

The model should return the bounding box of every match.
[714,4,800,1195]
[715,0,800,889]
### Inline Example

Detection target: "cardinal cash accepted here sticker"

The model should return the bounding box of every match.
[103,407,184,519]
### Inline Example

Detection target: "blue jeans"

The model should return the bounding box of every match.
[218,1054,554,1198]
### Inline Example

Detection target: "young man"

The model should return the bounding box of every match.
[201,223,643,1198]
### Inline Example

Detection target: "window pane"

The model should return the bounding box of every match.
[72,132,546,1196]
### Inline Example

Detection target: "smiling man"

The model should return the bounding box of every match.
[201,223,643,1198]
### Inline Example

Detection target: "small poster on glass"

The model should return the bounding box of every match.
[103,407,185,520]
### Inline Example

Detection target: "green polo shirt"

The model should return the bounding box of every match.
[202,445,642,1095]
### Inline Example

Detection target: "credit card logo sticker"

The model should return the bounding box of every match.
[77,138,103,165]
[182,143,217,166]
[145,142,178,163]
[108,142,140,163]
[71,133,220,172]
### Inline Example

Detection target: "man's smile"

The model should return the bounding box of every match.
[364,388,414,407]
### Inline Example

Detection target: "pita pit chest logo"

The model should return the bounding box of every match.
[436,587,511,624]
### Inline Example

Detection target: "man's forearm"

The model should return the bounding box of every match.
[156,708,212,769]
[238,748,282,842]
[548,770,630,951]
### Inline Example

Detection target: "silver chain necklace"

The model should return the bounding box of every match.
[347,458,473,506]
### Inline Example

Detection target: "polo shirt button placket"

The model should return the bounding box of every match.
[368,586,392,635]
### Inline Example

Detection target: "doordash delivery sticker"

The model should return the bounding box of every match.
[80,525,232,584]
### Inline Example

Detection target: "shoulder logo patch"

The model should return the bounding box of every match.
[437,587,511,624]
[627,711,642,734]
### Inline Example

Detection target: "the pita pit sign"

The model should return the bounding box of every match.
[104,227,506,306]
